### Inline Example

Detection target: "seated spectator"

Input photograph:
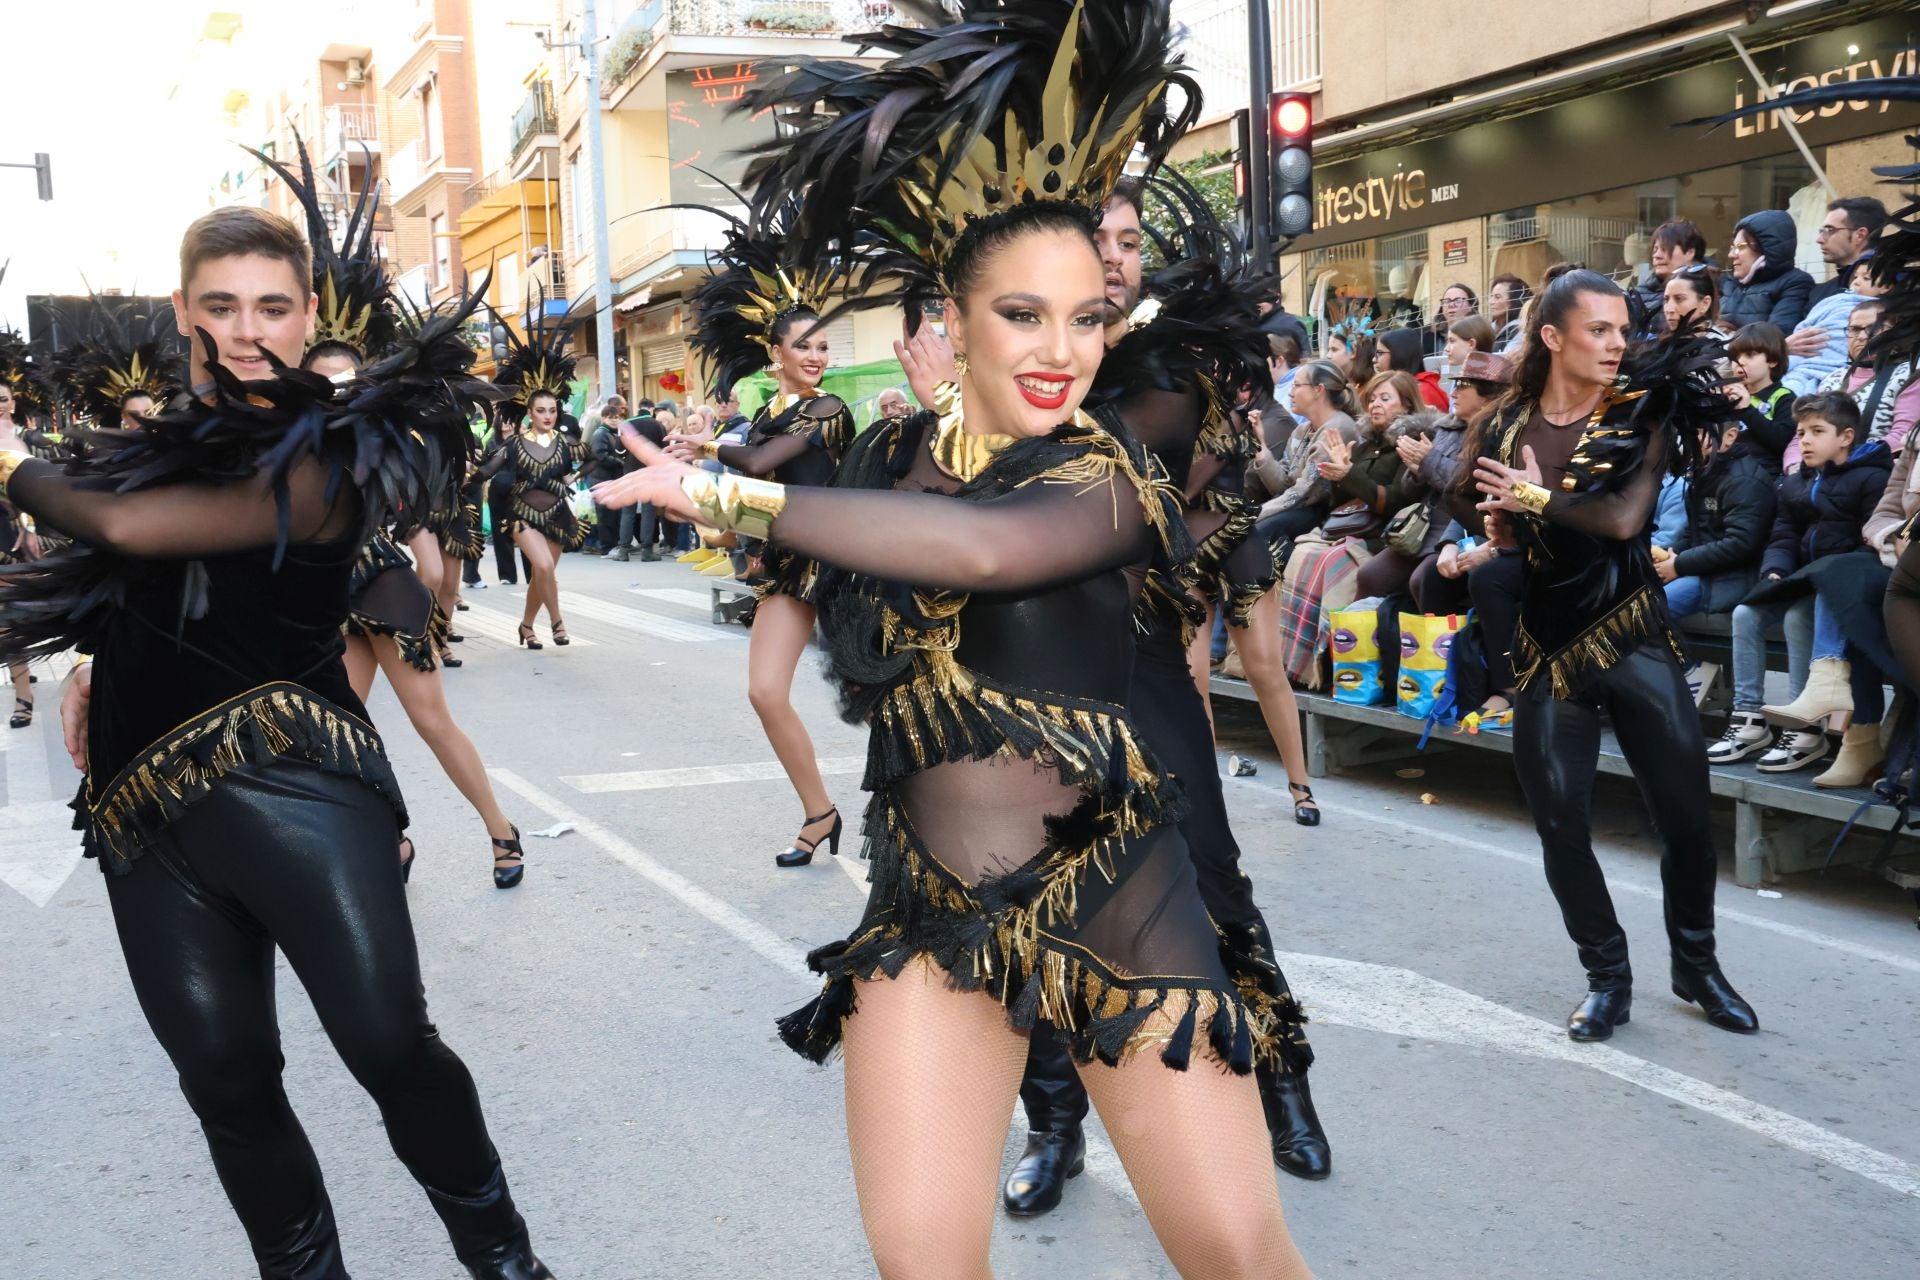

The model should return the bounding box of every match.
[1812,295,1918,455]
[1866,404,1920,567]
[1714,393,1892,771]
[1423,283,1477,357]
[1806,195,1888,308]
[1322,371,1431,599]
[1408,349,1510,610]
[1783,255,1871,397]
[1721,211,1815,331]
[874,386,912,424]
[1722,322,1796,468]
[1441,315,1495,407]
[1487,273,1529,351]
[1248,359,1359,562]
[1375,329,1449,410]
[1634,219,1710,334]
[1658,418,1775,620]
[1324,321,1375,382]
[1265,324,1307,427]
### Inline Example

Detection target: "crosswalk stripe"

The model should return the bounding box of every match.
[0,711,84,907]
[532,591,743,644]
[629,587,715,613]
[563,755,867,794]
[455,603,602,648]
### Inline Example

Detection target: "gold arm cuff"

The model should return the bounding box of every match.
[695,439,721,462]
[0,449,28,499]
[1509,481,1552,517]
[680,471,786,540]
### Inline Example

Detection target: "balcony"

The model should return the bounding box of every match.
[601,0,909,108]
[1173,0,1322,119]
[385,139,473,216]
[508,81,558,172]
[322,103,381,163]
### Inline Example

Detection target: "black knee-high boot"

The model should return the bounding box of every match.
[1004,1023,1088,1217]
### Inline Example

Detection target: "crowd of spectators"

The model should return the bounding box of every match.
[1232,190,1915,788]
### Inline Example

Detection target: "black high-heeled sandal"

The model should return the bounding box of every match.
[8,697,31,730]
[1288,781,1321,828]
[398,836,417,884]
[776,807,842,868]
[492,825,525,889]
[517,623,543,650]
[438,644,464,669]
[550,620,570,647]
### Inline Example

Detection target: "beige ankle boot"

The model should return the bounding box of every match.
[1763,657,1853,725]
[1813,723,1885,789]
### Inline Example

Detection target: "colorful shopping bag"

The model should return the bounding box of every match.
[1328,606,1386,706]
[1396,612,1464,719]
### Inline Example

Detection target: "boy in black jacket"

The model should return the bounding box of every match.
[1658,418,1775,620]
[1714,393,1892,770]
[1722,322,1796,472]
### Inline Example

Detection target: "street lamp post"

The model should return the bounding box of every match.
[1246,0,1273,256]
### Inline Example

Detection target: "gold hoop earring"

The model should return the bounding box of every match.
[954,351,970,376]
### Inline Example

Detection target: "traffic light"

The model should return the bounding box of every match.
[1230,108,1252,233]
[491,321,510,364]
[1269,92,1312,239]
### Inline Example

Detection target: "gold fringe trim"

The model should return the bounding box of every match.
[1513,583,1684,698]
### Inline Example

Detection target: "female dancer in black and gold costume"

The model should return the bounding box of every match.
[480,312,584,650]
[0,205,550,1278]
[0,336,55,727]
[668,207,856,867]
[600,4,1312,1274]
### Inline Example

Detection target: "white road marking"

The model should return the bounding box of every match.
[454,605,602,648]
[629,587,716,612]
[489,769,809,981]
[564,756,867,795]
[0,733,84,907]
[471,591,741,645]
[1284,949,1920,1201]
[1234,771,1920,977]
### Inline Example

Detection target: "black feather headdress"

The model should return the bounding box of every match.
[45,296,183,428]
[492,289,578,421]
[0,260,59,424]
[249,131,399,361]
[740,0,1198,310]
[684,195,837,395]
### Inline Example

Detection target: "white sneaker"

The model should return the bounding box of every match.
[1755,727,1831,773]
[1685,661,1721,709]
[1705,711,1772,764]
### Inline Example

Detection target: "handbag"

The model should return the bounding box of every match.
[1384,501,1431,558]
[1327,605,1386,705]
[1320,499,1382,543]
[1396,612,1465,720]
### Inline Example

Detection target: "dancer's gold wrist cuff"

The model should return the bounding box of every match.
[1509,481,1552,517]
[695,439,721,462]
[680,471,786,540]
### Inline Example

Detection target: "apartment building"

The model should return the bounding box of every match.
[1172,0,1919,345]
[546,0,904,403]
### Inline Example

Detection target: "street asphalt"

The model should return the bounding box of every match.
[3,552,1917,1279]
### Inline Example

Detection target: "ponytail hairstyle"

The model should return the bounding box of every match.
[1294,358,1356,419]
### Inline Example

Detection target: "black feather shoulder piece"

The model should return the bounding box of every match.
[1557,325,1721,500]
[740,0,1197,306]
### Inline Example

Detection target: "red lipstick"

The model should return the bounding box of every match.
[1015,372,1073,412]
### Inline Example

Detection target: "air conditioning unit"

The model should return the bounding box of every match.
[346,58,367,86]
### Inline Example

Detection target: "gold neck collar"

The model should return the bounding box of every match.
[768,387,818,419]
[929,381,1018,483]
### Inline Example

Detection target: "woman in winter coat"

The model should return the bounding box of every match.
[1720,210,1815,331]
[1375,328,1450,411]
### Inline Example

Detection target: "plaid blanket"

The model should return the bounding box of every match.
[1275,537,1371,689]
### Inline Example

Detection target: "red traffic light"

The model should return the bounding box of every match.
[1273,96,1310,138]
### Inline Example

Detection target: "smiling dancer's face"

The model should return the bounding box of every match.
[172,253,316,387]
[946,225,1108,439]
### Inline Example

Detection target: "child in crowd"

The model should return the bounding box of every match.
[1658,417,1775,620]
[1722,322,1797,470]
[1713,393,1892,771]
[1782,255,1870,398]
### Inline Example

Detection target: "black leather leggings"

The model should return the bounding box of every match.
[1018,629,1311,1133]
[102,763,528,1278]
[1511,645,1719,992]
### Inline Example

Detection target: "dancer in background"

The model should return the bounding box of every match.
[667,205,854,868]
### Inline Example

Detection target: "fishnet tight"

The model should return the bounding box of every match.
[842,959,1312,1280]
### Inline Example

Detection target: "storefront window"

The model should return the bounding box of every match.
[1300,151,1816,353]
